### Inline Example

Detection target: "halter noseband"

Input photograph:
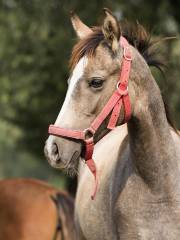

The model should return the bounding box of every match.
[48,36,132,200]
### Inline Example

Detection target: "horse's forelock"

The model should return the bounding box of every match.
[69,27,104,70]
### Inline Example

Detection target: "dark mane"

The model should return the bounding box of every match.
[70,22,176,131]
[121,22,165,71]
[70,23,164,70]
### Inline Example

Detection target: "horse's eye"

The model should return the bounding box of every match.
[89,79,104,89]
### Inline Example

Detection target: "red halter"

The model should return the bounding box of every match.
[48,36,132,200]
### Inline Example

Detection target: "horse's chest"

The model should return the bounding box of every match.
[75,166,118,240]
[76,167,180,240]
[76,198,114,240]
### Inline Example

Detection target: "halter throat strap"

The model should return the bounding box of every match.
[48,36,132,199]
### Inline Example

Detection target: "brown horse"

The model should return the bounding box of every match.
[0,178,75,240]
[45,9,180,240]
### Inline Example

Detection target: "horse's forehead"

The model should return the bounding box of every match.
[70,46,118,79]
[69,56,88,85]
[93,45,113,63]
[86,46,119,73]
[71,57,88,80]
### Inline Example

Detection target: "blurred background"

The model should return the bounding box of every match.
[0,0,179,195]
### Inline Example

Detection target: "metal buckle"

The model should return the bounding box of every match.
[116,82,128,96]
[83,128,95,143]
[123,47,132,61]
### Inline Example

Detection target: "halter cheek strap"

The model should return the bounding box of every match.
[48,36,132,200]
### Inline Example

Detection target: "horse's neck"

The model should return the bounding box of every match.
[128,65,180,195]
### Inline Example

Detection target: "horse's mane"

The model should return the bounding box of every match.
[70,22,176,131]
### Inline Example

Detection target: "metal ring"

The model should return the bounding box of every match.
[123,47,132,61]
[83,128,95,141]
[116,82,128,96]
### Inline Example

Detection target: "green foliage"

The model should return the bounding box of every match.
[0,0,179,191]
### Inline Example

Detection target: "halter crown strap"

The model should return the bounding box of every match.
[48,36,132,200]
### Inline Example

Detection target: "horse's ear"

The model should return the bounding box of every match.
[70,12,93,39]
[102,8,121,53]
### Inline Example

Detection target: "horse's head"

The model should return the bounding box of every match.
[44,9,134,174]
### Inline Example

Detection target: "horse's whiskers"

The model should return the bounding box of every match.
[64,165,79,177]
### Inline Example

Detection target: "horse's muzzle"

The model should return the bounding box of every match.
[44,135,81,170]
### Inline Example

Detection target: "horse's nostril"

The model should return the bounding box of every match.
[52,143,61,164]
[52,143,58,155]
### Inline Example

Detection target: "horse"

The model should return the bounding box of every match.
[44,8,180,240]
[0,178,75,240]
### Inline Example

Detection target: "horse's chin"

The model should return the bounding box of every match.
[62,157,80,177]
[48,154,80,176]
[64,165,79,177]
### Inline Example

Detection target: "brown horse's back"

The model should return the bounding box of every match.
[0,178,75,240]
